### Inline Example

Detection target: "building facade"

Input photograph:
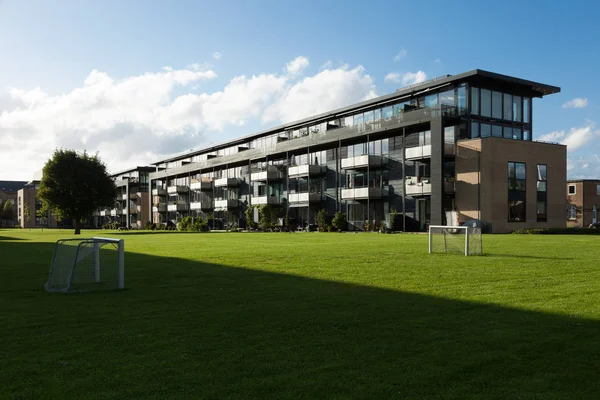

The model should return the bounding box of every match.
[17,181,60,228]
[94,167,154,229]
[1,181,27,227]
[566,180,600,227]
[144,69,565,233]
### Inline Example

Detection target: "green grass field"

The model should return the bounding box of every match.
[1,229,600,399]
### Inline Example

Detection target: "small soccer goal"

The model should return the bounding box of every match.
[44,237,124,293]
[428,225,482,256]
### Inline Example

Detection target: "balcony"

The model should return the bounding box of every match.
[341,155,382,169]
[190,201,212,211]
[252,196,281,206]
[167,185,188,194]
[110,209,118,216]
[214,177,241,187]
[121,193,138,200]
[123,207,137,215]
[190,180,212,191]
[100,210,108,216]
[288,192,322,204]
[137,205,142,213]
[167,202,188,212]
[405,145,432,160]
[405,177,432,196]
[288,164,325,178]
[341,187,382,200]
[251,166,283,181]
[444,180,455,193]
[152,204,167,213]
[444,143,456,156]
[152,188,166,196]
[214,199,240,210]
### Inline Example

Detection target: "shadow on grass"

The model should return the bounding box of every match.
[1,240,599,399]
[0,235,24,241]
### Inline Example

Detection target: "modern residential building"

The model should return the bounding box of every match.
[139,69,565,233]
[93,166,155,229]
[1,180,27,227]
[566,179,600,227]
[17,180,60,228]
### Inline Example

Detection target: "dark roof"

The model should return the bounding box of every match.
[567,179,600,183]
[0,180,28,193]
[153,69,560,165]
[109,166,156,177]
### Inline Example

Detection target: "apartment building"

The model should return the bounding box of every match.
[17,181,60,228]
[93,166,154,229]
[566,179,600,227]
[144,69,565,233]
[1,180,27,227]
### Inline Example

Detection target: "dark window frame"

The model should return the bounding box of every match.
[508,161,526,222]
[536,164,547,222]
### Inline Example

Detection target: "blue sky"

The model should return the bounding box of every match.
[0,0,598,179]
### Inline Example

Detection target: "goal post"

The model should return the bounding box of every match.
[45,237,124,293]
[428,225,482,256]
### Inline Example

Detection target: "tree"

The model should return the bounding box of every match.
[316,208,328,232]
[2,200,14,227]
[332,211,347,232]
[37,149,116,235]
[258,204,275,231]
[23,203,31,229]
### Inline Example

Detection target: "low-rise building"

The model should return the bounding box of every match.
[566,179,600,227]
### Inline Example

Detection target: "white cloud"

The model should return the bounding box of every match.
[285,56,310,78]
[538,122,597,150]
[320,60,333,70]
[392,50,408,62]
[0,58,378,180]
[263,65,376,123]
[212,52,222,60]
[434,58,441,64]
[385,71,428,86]
[562,98,588,109]
[567,155,600,179]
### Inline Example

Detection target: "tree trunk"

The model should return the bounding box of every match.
[74,219,81,235]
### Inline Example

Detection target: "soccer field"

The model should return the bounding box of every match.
[1,229,600,399]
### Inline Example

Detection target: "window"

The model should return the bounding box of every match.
[523,98,530,123]
[382,106,393,120]
[503,126,512,139]
[567,204,577,220]
[480,123,491,138]
[439,90,454,106]
[492,91,502,119]
[503,93,512,120]
[508,162,526,222]
[513,96,522,122]
[471,87,480,115]
[537,164,547,222]
[512,128,522,140]
[568,184,576,195]
[471,122,480,138]
[481,89,491,117]
[425,94,438,108]
[354,113,364,126]
[597,184,600,195]
[457,86,466,111]
[492,125,502,137]
[523,130,530,141]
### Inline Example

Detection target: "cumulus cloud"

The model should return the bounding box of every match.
[212,52,222,60]
[263,64,376,123]
[392,50,408,62]
[384,71,427,86]
[0,57,378,179]
[562,98,588,109]
[567,154,600,179]
[538,121,598,150]
[285,56,310,77]
[319,60,333,70]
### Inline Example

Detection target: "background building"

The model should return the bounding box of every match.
[566,179,600,227]
[17,181,60,229]
[1,180,27,227]
[94,166,154,229]
[145,69,566,233]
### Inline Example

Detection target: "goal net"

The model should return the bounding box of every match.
[428,225,482,256]
[44,237,124,293]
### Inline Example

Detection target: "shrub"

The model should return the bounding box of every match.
[245,206,257,230]
[331,211,346,232]
[144,221,153,230]
[178,216,193,231]
[259,204,276,231]
[512,227,600,235]
[193,217,209,232]
[327,225,334,232]
[102,221,120,230]
[316,209,327,232]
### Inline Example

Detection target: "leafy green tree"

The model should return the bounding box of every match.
[332,211,347,232]
[37,149,116,235]
[23,203,31,228]
[245,206,257,230]
[2,200,15,226]
[316,208,328,232]
[259,204,275,231]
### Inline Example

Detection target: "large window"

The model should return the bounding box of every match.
[523,98,530,123]
[471,87,480,115]
[537,164,547,222]
[480,89,492,117]
[597,184,600,195]
[492,91,502,119]
[568,184,576,195]
[508,162,526,222]
[503,94,512,120]
[424,94,438,108]
[513,96,522,122]
[457,86,466,111]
